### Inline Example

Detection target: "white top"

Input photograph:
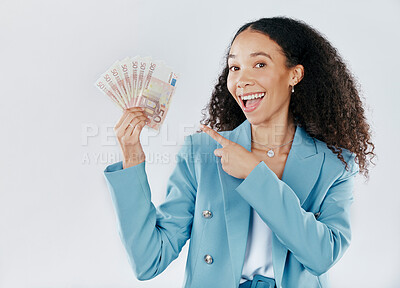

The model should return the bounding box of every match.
[240,207,275,284]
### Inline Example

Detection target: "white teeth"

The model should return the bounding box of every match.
[241,93,265,100]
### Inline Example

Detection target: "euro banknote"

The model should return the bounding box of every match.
[95,56,179,131]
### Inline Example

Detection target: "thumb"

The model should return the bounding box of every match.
[214,148,223,157]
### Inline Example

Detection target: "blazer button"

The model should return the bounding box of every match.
[314,212,321,219]
[202,210,213,219]
[204,254,213,264]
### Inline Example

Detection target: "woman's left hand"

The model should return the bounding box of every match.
[200,124,261,179]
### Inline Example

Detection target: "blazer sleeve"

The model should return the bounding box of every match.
[103,135,197,281]
[235,154,359,276]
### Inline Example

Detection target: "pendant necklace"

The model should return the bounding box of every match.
[251,138,294,158]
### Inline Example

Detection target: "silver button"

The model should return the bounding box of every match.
[204,254,213,264]
[202,210,213,219]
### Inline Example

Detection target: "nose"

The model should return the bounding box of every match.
[236,73,255,89]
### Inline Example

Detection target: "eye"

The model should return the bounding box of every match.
[229,66,239,72]
[255,62,266,68]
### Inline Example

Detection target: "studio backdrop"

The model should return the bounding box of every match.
[1,0,399,287]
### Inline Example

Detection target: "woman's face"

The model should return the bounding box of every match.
[227,29,296,125]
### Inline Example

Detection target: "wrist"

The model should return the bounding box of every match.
[123,154,145,169]
[245,158,261,178]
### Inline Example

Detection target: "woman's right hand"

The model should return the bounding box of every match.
[114,107,150,169]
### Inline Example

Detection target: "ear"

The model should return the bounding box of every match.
[290,64,304,86]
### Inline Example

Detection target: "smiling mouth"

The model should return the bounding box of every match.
[238,92,266,108]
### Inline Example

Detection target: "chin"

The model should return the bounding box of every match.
[244,115,264,126]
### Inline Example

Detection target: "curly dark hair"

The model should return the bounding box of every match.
[199,16,376,180]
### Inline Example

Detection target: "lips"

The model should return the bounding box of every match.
[238,92,266,113]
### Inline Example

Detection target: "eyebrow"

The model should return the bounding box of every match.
[228,51,273,61]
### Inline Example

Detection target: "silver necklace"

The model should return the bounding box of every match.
[251,138,294,158]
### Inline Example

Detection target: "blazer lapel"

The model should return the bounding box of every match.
[215,119,324,286]
[273,123,324,287]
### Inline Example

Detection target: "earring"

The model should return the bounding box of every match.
[291,85,295,93]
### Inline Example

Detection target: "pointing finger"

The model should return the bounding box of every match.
[200,124,231,147]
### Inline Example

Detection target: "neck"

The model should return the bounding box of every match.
[250,115,296,155]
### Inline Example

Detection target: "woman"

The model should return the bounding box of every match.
[104,17,375,288]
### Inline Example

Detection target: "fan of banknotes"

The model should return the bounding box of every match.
[95,56,179,131]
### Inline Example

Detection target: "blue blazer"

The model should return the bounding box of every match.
[104,119,359,288]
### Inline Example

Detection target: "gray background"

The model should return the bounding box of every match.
[1,0,399,287]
